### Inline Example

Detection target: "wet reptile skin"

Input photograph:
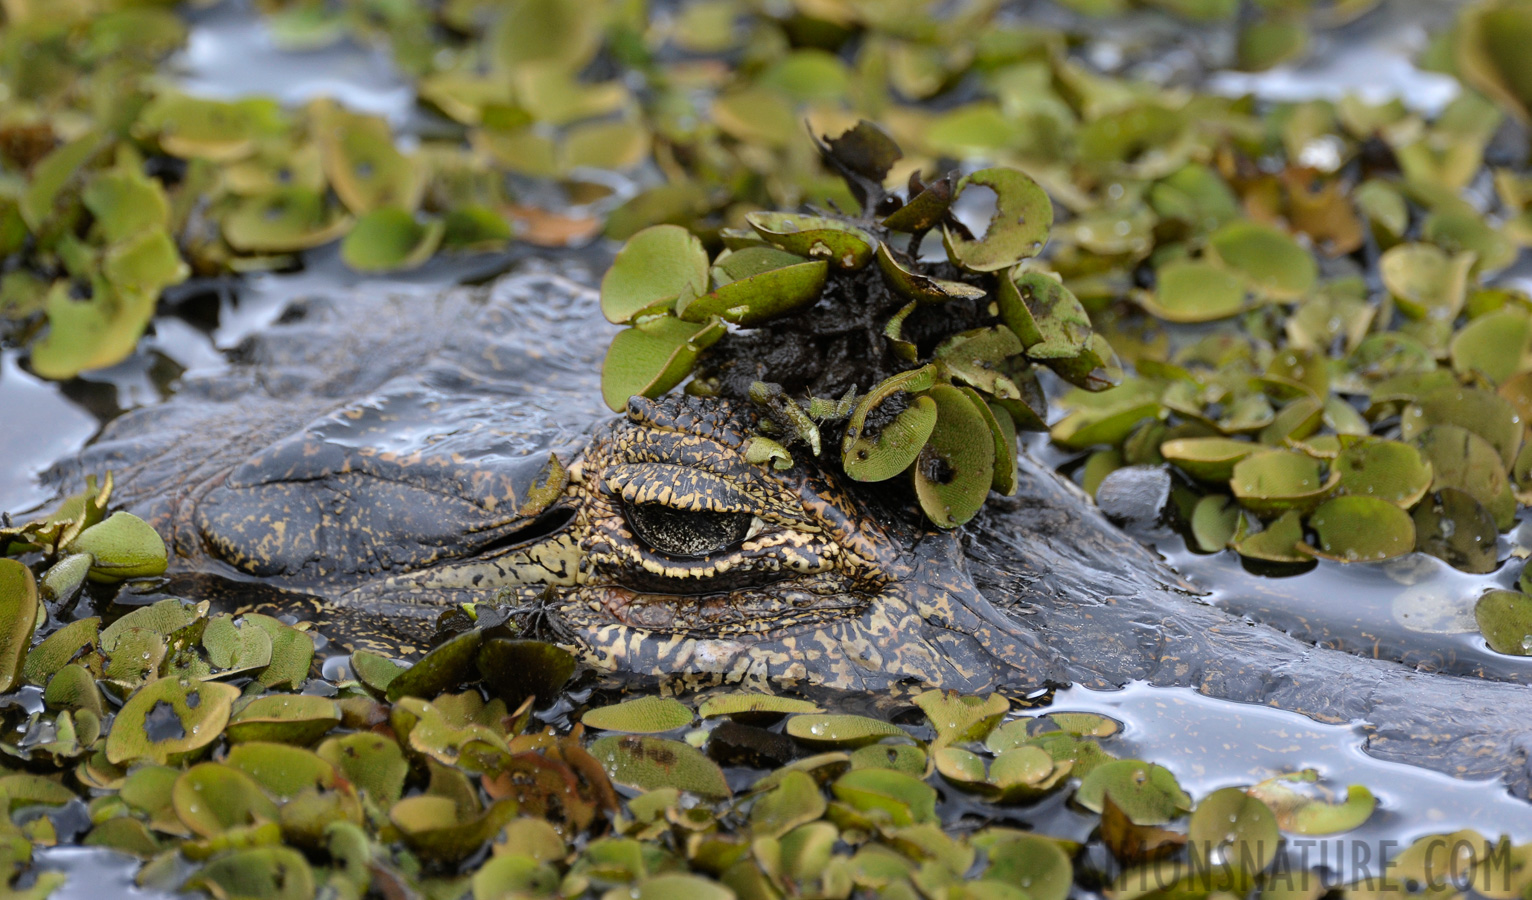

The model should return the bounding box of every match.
[42,260,1532,795]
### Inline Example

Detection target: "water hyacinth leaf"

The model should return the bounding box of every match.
[350,650,407,695]
[1248,771,1376,835]
[30,279,158,380]
[1402,387,1524,470]
[226,695,342,744]
[750,770,827,840]
[941,168,1053,272]
[1335,440,1434,507]
[340,208,445,273]
[225,743,337,800]
[1234,510,1311,564]
[882,174,954,233]
[472,853,562,900]
[315,101,420,214]
[221,188,351,253]
[744,436,794,471]
[1451,309,1532,386]
[0,560,40,693]
[601,315,726,412]
[477,638,577,708]
[842,366,939,482]
[19,133,102,231]
[983,834,1074,900]
[936,327,1026,396]
[677,259,828,326]
[850,743,927,776]
[25,617,100,686]
[978,395,1020,496]
[582,697,694,733]
[1142,260,1247,323]
[590,735,731,798]
[1425,207,1515,273]
[103,229,189,295]
[1230,450,1337,516]
[390,795,520,863]
[1475,590,1532,656]
[71,512,167,582]
[698,693,822,721]
[1239,18,1309,71]
[1048,332,1123,392]
[1208,220,1317,299]
[998,271,1092,359]
[106,677,240,765]
[1161,437,1259,482]
[442,206,513,252]
[744,212,876,270]
[201,614,274,676]
[138,95,283,161]
[915,384,998,528]
[832,768,938,826]
[384,628,483,701]
[1075,760,1192,825]
[172,763,280,837]
[83,169,170,245]
[711,246,806,285]
[1190,494,1241,553]
[1380,243,1474,320]
[1415,425,1517,531]
[914,689,1009,747]
[317,733,408,805]
[600,225,709,324]
[1188,787,1279,875]
[876,243,986,304]
[1413,488,1499,574]
[1305,496,1416,563]
[785,714,906,748]
[182,846,315,900]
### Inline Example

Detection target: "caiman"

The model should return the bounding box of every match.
[40,260,1532,797]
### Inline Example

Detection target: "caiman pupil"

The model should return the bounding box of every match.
[624,503,754,557]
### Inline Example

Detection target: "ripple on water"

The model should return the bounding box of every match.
[1048,681,1532,880]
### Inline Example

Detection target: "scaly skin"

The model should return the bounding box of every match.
[39,262,1532,795]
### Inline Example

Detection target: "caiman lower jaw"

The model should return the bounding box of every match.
[571,581,873,636]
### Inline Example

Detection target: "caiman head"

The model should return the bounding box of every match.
[185,392,1048,695]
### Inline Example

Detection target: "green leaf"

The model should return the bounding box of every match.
[71,512,168,582]
[941,167,1054,272]
[1075,759,1192,825]
[582,697,695,734]
[1142,260,1247,323]
[1208,220,1317,300]
[678,258,828,326]
[1248,771,1376,835]
[0,560,40,694]
[1230,450,1337,516]
[590,735,731,798]
[106,677,240,766]
[745,212,876,270]
[785,714,906,748]
[600,224,710,324]
[340,208,445,273]
[842,367,940,482]
[1188,787,1279,876]
[601,315,726,412]
[914,384,997,528]
[1475,589,1532,656]
[1305,496,1417,563]
[998,271,1092,358]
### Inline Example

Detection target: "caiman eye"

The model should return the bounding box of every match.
[625,503,754,557]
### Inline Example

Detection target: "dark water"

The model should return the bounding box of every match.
[5,0,1530,890]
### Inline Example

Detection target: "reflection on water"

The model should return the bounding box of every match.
[1051,682,1532,877]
